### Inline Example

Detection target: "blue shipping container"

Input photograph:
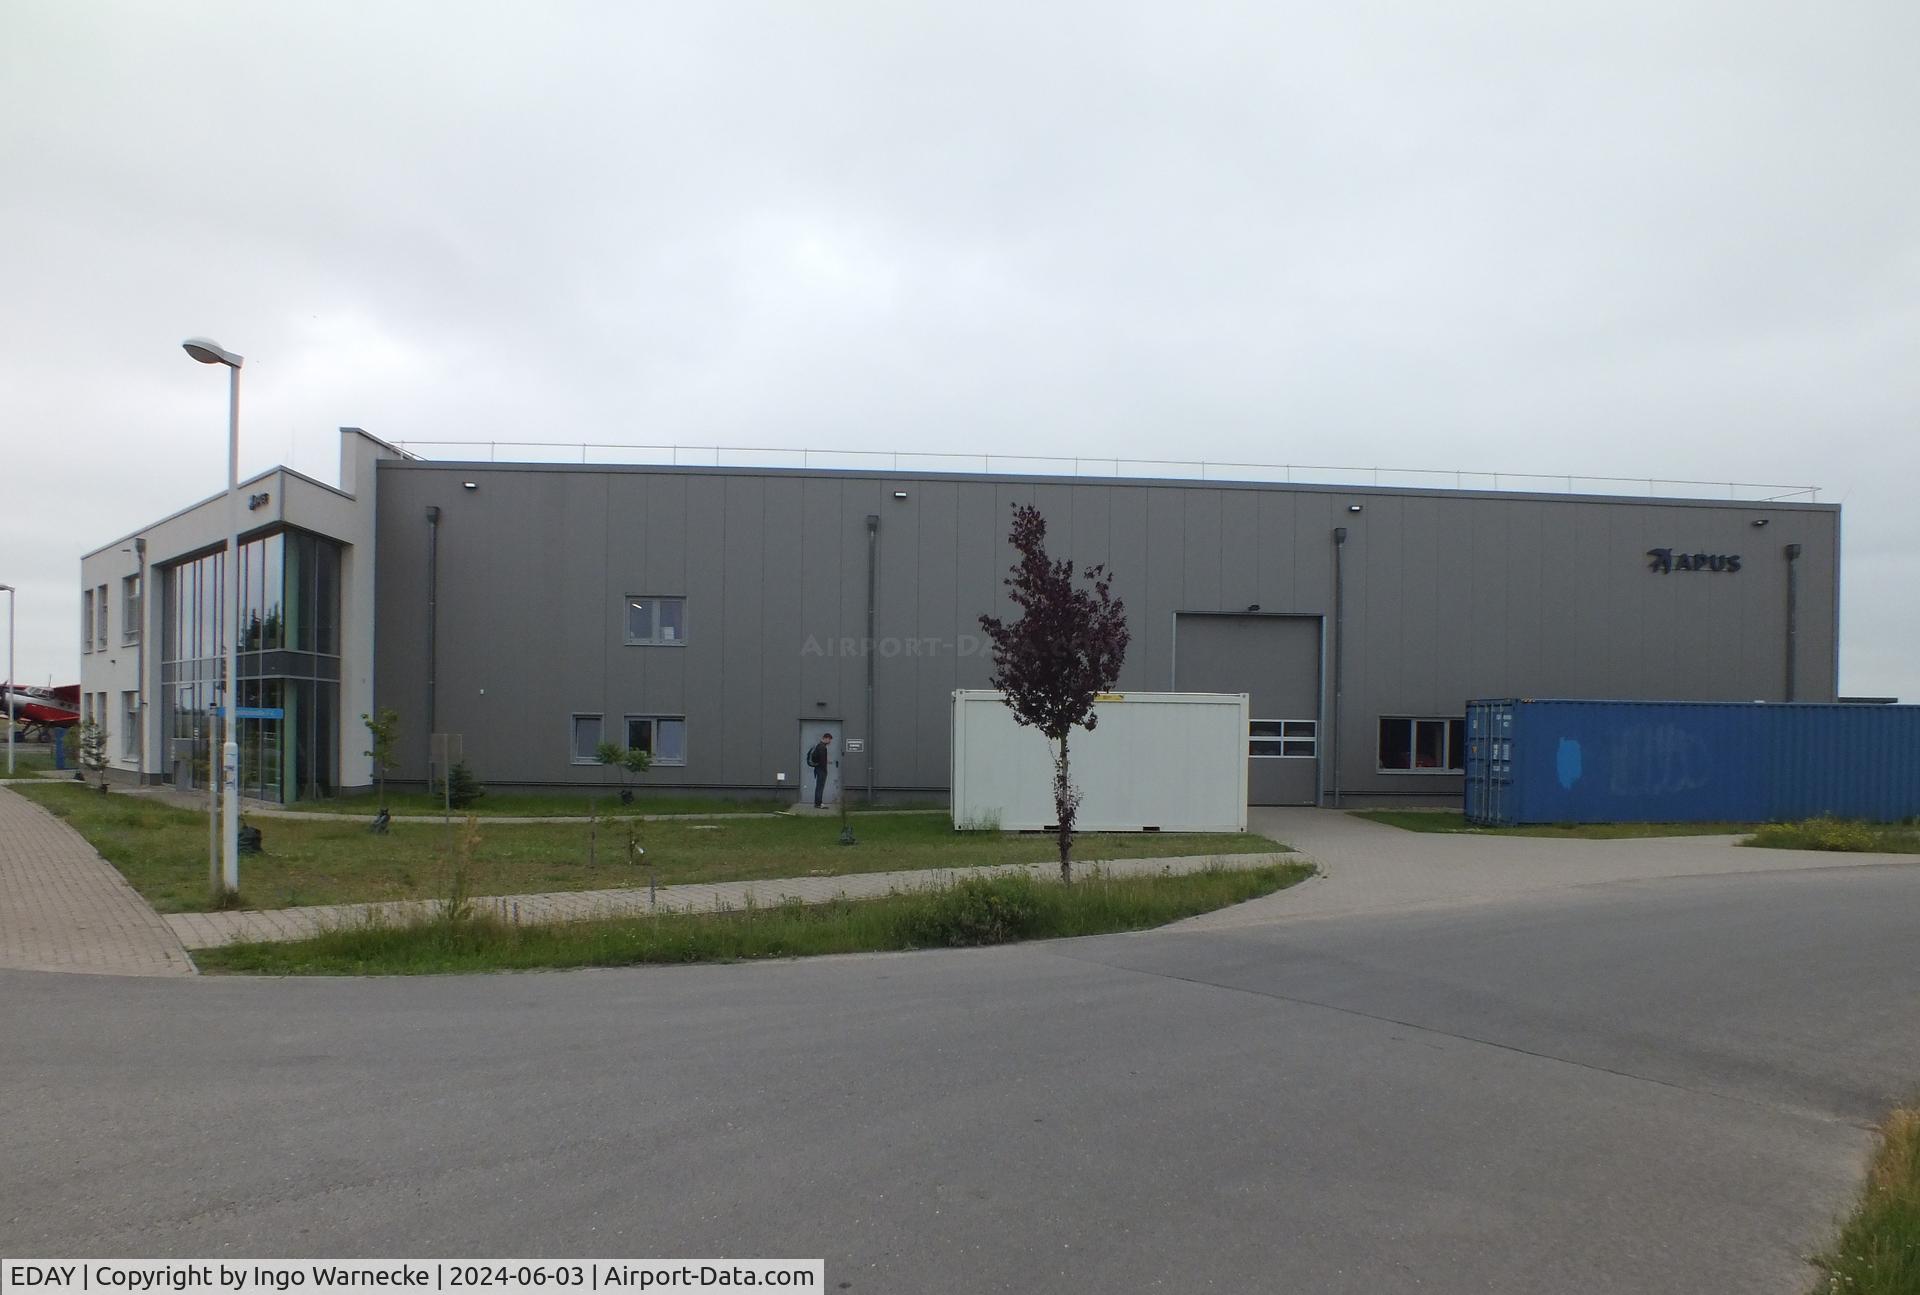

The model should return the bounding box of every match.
[1464,699,1920,826]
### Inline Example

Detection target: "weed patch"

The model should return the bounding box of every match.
[1812,1105,1920,1294]
[1746,818,1920,854]
[1355,810,1751,839]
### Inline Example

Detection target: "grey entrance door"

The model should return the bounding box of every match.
[798,720,842,807]
[1174,613,1323,806]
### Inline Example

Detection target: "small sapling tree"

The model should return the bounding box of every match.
[978,503,1130,881]
[595,740,653,804]
[446,760,486,809]
[77,719,111,793]
[361,707,401,834]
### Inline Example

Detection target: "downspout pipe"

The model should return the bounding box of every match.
[133,538,147,784]
[1783,542,1802,702]
[866,513,879,805]
[1330,526,1348,808]
[426,506,441,777]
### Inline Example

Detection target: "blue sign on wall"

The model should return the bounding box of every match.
[209,706,286,720]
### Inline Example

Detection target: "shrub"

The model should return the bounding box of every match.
[902,874,1046,947]
[446,761,486,809]
[1749,816,1878,852]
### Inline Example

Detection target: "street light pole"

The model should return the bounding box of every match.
[183,338,245,897]
[2,584,14,776]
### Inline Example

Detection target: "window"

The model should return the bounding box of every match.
[82,590,94,653]
[1250,718,1317,758]
[123,574,142,642]
[96,584,108,649]
[624,596,686,645]
[624,715,688,766]
[1378,717,1468,772]
[123,692,139,758]
[570,714,604,764]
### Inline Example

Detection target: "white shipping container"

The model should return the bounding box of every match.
[950,690,1250,833]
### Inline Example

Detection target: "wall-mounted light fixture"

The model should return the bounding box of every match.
[462,481,479,491]
[892,490,909,500]
[1751,518,1770,528]
[1347,503,1363,513]
[1246,603,1261,612]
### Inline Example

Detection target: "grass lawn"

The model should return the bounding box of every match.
[12,782,1288,914]
[1353,809,1754,839]
[193,862,1316,975]
[1811,1104,1919,1295]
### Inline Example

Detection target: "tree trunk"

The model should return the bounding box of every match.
[1054,732,1073,884]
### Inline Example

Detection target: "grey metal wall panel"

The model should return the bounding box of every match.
[1105,487,1153,690]
[910,481,961,788]
[373,461,1842,802]
[875,479,924,786]
[760,475,806,779]
[1143,489,1185,689]
[719,476,766,782]
[1182,491,1224,613]
[1220,489,1260,612]
[798,476,845,732]
[681,476,728,784]
[837,485,872,786]
[953,480,1000,694]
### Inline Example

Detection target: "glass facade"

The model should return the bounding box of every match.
[160,530,343,802]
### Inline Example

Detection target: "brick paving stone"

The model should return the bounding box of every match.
[0,787,196,976]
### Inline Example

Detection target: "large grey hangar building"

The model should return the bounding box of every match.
[80,430,1840,807]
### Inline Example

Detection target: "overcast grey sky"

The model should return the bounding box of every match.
[3,2,1914,697]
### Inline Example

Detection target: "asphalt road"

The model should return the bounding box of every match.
[4,860,1917,1294]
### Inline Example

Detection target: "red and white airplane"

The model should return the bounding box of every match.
[2,683,81,740]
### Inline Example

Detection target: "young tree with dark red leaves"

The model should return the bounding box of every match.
[978,503,1130,881]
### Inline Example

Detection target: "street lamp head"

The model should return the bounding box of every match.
[181,337,244,368]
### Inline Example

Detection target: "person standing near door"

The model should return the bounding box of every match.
[807,732,833,808]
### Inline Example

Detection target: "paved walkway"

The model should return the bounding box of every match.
[1174,806,1917,930]
[0,787,195,977]
[164,851,1297,949]
[134,786,944,826]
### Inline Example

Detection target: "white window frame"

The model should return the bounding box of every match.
[570,713,605,765]
[82,590,94,654]
[123,574,142,643]
[1250,718,1317,759]
[623,714,688,767]
[96,584,108,649]
[122,691,139,758]
[1377,716,1468,774]
[623,596,687,646]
